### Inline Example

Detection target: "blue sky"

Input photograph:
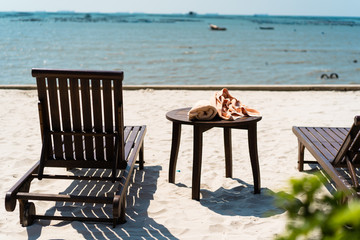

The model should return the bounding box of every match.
[1,0,360,17]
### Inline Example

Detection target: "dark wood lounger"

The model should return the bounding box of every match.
[5,69,146,227]
[293,116,360,199]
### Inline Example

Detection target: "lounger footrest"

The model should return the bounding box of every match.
[32,174,123,182]
[35,215,115,223]
[17,192,114,204]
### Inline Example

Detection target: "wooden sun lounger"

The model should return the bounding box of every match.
[293,116,360,199]
[5,69,146,227]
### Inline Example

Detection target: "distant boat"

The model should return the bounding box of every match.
[259,26,274,30]
[210,24,227,31]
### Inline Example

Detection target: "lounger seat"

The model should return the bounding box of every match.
[293,116,360,199]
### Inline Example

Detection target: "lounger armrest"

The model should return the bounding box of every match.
[5,191,17,212]
[354,116,360,126]
[5,161,40,211]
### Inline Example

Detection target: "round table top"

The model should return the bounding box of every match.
[166,107,262,127]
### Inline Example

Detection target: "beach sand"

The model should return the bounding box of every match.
[1,88,360,239]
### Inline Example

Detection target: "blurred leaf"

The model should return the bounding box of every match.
[273,172,360,240]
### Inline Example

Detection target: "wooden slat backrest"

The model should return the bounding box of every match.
[333,116,360,165]
[92,80,104,160]
[80,79,94,160]
[32,69,124,167]
[69,78,84,160]
[47,77,63,159]
[114,77,125,165]
[58,78,73,159]
[103,80,114,162]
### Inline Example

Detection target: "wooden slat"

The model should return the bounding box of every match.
[36,77,49,136]
[333,128,350,141]
[32,68,124,80]
[58,78,73,159]
[47,77,63,159]
[300,127,334,161]
[92,79,104,160]
[313,127,342,157]
[113,78,122,131]
[114,79,124,164]
[339,127,351,136]
[103,79,114,161]
[36,77,53,164]
[50,131,117,137]
[131,126,146,161]
[123,126,132,141]
[69,78,84,160]
[124,126,140,160]
[315,127,344,150]
[80,78,94,160]
[295,127,332,162]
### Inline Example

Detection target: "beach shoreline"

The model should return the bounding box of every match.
[1,84,360,91]
[1,88,359,239]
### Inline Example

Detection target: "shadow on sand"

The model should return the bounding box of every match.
[199,178,285,218]
[26,165,177,240]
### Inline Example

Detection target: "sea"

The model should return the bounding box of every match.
[1,11,360,85]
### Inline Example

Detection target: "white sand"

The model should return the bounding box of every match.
[1,88,360,239]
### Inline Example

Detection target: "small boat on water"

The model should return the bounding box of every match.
[259,26,274,30]
[210,24,227,31]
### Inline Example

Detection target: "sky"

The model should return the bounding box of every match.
[1,0,360,17]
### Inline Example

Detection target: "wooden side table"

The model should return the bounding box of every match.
[166,107,262,201]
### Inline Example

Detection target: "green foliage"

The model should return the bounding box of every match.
[274,173,360,240]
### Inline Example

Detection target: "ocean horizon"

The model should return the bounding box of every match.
[1,11,360,85]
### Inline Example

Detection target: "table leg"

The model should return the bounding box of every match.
[248,123,261,194]
[192,126,204,201]
[169,123,181,183]
[224,127,232,178]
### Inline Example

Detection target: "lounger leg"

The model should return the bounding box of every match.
[169,123,182,183]
[120,194,126,224]
[38,135,49,180]
[224,127,232,178]
[113,193,127,227]
[19,200,35,227]
[248,124,261,194]
[18,181,35,227]
[298,141,305,172]
[139,142,144,170]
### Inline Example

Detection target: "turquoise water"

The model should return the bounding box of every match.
[1,12,360,85]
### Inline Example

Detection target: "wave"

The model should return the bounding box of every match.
[2,12,360,27]
[248,15,360,27]
[1,12,203,24]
